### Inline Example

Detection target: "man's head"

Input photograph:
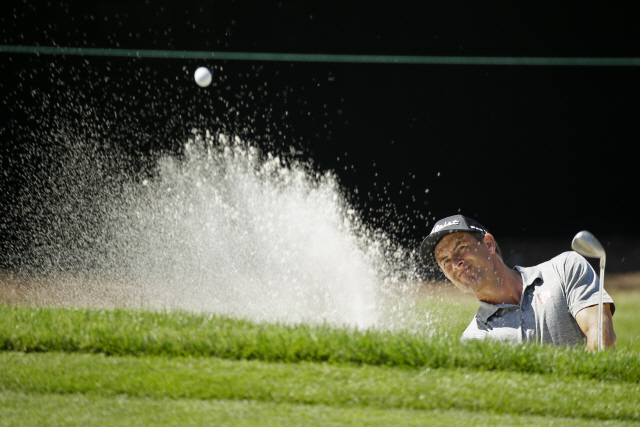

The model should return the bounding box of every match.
[420,215,491,266]
[433,231,500,293]
[420,215,504,290]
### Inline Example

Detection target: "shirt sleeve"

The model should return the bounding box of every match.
[560,251,615,317]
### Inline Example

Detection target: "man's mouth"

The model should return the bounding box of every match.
[458,264,472,280]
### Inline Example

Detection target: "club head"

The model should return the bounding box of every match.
[571,230,606,259]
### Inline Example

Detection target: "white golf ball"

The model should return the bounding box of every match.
[194,67,212,87]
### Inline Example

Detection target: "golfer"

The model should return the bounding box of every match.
[420,215,616,350]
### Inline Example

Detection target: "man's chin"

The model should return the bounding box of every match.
[451,281,474,293]
[452,277,482,294]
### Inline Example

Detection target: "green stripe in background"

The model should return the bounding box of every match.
[1,44,639,66]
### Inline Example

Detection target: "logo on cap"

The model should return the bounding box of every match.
[432,220,459,234]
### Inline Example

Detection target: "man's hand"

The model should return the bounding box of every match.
[575,303,616,351]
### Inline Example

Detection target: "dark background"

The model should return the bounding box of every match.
[1,1,639,272]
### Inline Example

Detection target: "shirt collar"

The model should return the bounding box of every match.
[515,264,543,290]
[476,300,509,323]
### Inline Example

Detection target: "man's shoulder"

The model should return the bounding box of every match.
[537,251,584,268]
[517,251,591,289]
[523,251,588,276]
[541,251,595,279]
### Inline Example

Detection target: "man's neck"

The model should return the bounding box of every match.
[475,262,523,305]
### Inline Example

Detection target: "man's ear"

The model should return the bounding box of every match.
[483,233,496,254]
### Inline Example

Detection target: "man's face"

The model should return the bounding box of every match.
[434,232,496,293]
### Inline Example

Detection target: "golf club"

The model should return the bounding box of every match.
[571,231,606,351]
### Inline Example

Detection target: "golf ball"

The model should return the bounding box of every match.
[194,67,212,87]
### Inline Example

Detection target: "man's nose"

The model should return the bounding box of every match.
[452,254,465,269]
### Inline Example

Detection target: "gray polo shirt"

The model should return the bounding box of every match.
[461,251,615,346]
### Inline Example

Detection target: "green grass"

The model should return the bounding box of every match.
[2,288,640,426]
[1,351,639,423]
[4,390,636,427]
[608,290,640,351]
[2,303,639,382]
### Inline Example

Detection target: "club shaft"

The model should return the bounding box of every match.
[598,263,605,351]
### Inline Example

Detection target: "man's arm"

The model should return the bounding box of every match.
[575,303,616,351]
